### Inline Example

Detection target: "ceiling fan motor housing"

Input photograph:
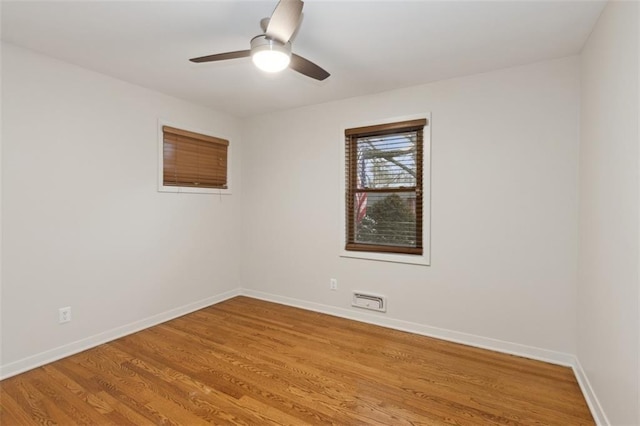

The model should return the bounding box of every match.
[250,35,292,56]
[250,35,292,72]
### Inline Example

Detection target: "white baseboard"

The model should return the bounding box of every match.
[240,289,609,424]
[240,288,575,366]
[0,287,608,426]
[571,358,610,426]
[0,288,241,380]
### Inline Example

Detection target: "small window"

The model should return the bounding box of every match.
[162,125,228,189]
[345,119,427,255]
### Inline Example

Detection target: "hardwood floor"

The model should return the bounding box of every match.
[1,296,594,425]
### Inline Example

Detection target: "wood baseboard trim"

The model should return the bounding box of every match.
[0,289,242,380]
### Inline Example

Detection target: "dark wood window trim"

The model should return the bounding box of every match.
[162,126,229,189]
[345,118,427,256]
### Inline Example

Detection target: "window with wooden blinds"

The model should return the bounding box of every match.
[345,119,427,255]
[162,126,228,189]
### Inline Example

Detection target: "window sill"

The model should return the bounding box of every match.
[158,185,232,195]
[340,249,430,266]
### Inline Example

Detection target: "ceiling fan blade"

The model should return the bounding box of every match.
[265,0,303,43]
[260,17,270,33]
[290,53,330,81]
[189,50,251,63]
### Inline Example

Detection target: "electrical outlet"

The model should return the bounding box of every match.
[330,278,338,290]
[59,306,71,324]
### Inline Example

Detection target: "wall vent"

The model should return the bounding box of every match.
[352,292,386,312]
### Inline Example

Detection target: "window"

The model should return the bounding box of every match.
[161,125,229,190]
[345,118,427,256]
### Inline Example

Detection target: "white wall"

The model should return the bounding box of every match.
[241,57,581,356]
[0,43,243,374]
[578,1,639,425]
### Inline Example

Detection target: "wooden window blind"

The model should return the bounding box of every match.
[162,126,228,189]
[345,118,427,255]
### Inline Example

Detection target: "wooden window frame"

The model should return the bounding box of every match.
[157,121,232,195]
[341,115,430,265]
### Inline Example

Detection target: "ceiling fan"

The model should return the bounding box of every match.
[189,0,330,81]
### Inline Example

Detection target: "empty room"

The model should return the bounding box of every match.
[0,0,638,425]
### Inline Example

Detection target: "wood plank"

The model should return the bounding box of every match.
[0,296,594,425]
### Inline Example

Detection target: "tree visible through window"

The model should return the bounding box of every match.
[345,119,426,255]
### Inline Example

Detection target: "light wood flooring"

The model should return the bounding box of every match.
[0,296,594,425]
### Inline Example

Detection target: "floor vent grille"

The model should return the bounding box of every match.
[352,292,386,312]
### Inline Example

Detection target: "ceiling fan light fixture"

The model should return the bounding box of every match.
[250,35,291,73]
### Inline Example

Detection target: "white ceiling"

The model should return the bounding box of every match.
[1,0,605,118]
